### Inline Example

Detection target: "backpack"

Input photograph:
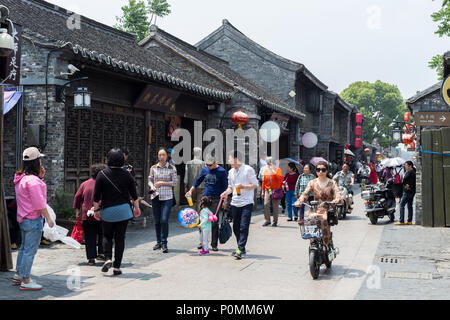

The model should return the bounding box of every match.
[393,168,402,184]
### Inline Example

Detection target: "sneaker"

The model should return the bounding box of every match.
[12,274,21,285]
[394,222,405,226]
[231,249,246,257]
[406,222,413,225]
[294,217,298,221]
[88,259,95,266]
[262,221,271,227]
[162,245,168,253]
[199,249,210,255]
[234,249,243,260]
[20,279,42,291]
[298,219,304,225]
[153,243,162,250]
[212,247,219,252]
[113,269,122,276]
[287,219,293,222]
[197,243,203,250]
[97,254,106,261]
[272,222,278,227]
[101,261,112,273]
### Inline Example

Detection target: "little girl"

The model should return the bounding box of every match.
[198,196,214,255]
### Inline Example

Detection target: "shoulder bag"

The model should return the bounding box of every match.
[269,171,284,200]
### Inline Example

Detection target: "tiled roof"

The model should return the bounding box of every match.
[6,0,233,100]
[140,26,306,119]
[406,82,441,104]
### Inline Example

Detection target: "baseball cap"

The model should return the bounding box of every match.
[23,147,45,161]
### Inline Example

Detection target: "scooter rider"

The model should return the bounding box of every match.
[333,163,354,212]
[358,162,371,186]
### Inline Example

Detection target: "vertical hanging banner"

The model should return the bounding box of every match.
[1,22,22,86]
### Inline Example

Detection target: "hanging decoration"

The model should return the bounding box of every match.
[232,109,248,130]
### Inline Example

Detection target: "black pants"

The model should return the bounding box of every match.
[102,220,129,268]
[82,220,103,260]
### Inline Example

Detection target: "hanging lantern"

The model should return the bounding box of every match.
[356,113,363,125]
[404,112,411,123]
[232,109,249,130]
[402,133,413,145]
[345,143,350,150]
[355,125,362,137]
[355,138,362,149]
[364,148,370,153]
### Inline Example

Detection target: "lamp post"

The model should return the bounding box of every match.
[0,4,14,272]
[56,77,91,110]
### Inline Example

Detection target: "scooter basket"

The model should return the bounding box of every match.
[300,217,322,240]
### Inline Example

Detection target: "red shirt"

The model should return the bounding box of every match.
[73,178,98,221]
[284,173,300,191]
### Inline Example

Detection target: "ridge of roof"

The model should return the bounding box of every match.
[148,26,306,119]
[406,82,442,104]
[24,0,136,42]
[197,19,327,91]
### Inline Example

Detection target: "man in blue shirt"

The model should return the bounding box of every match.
[185,156,228,251]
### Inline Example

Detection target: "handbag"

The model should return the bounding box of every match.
[217,198,232,244]
[70,218,84,244]
[269,171,284,200]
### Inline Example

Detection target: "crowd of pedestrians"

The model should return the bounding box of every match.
[9,144,417,291]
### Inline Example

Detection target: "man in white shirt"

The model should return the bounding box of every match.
[221,151,258,260]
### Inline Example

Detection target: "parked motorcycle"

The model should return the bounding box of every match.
[298,201,339,279]
[362,178,396,225]
[336,186,353,219]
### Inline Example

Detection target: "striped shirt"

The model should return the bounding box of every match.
[148,162,178,201]
[295,173,315,198]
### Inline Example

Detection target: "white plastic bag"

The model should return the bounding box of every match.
[43,205,81,249]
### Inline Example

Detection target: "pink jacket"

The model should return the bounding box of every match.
[14,173,47,223]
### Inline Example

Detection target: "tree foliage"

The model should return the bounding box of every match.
[115,0,171,43]
[340,81,407,149]
[429,0,449,79]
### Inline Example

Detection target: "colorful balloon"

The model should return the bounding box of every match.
[178,208,199,228]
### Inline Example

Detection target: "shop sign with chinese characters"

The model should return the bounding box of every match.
[415,112,450,127]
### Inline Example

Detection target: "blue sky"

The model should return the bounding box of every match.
[51,0,449,100]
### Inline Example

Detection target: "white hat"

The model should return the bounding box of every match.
[23,147,45,161]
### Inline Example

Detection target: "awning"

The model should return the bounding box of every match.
[3,88,22,115]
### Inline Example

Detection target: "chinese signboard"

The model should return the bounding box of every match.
[270,113,290,134]
[415,112,450,127]
[134,84,180,113]
[0,22,22,86]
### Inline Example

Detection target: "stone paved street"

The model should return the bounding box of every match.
[1,187,450,300]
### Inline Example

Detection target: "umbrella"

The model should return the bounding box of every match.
[381,157,405,169]
[278,158,303,175]
[344,149,355,157]
[309,157,328,167]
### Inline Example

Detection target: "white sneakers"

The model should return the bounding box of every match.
[19,279,42,291]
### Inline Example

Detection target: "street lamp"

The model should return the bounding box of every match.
[0,27,13,57]
[392,124,402,143]
[56,77,92,110]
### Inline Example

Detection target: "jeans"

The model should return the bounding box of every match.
[231,204,253,252]
[82,220,103,260]
[16,216,43,278]
[152,198,173,246]
[299,195,314,220]
[285,190,298,219]
[399,192,415,223]
[102,220,129,268]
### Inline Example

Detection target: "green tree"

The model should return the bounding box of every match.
[148,0,171,26]
[115,0,150,42]
[115,0,171,43]
[429,0,449,80]
[340,81,407,149]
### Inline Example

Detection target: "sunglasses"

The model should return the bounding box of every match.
[316,168,327,173]
[206,163,214,167]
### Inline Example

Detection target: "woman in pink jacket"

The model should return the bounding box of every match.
[11,147,54,291]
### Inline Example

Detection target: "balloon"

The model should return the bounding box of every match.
[178,208,199,228]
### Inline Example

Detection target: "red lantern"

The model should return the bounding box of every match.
[402,133,413,145]
[404,112,411,123]
[355,125,362,137]
[356,113,363,124]
[364,148,370,153]
[345,143,350,150]
[355,138,362,149]
[232,110,248,130]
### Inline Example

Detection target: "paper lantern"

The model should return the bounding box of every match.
[355,138,362,149]
[402,133,413,145]
[404,112,411,123]
[232,110,248,130]
[355,125,362,137]
[356,113,363,124]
